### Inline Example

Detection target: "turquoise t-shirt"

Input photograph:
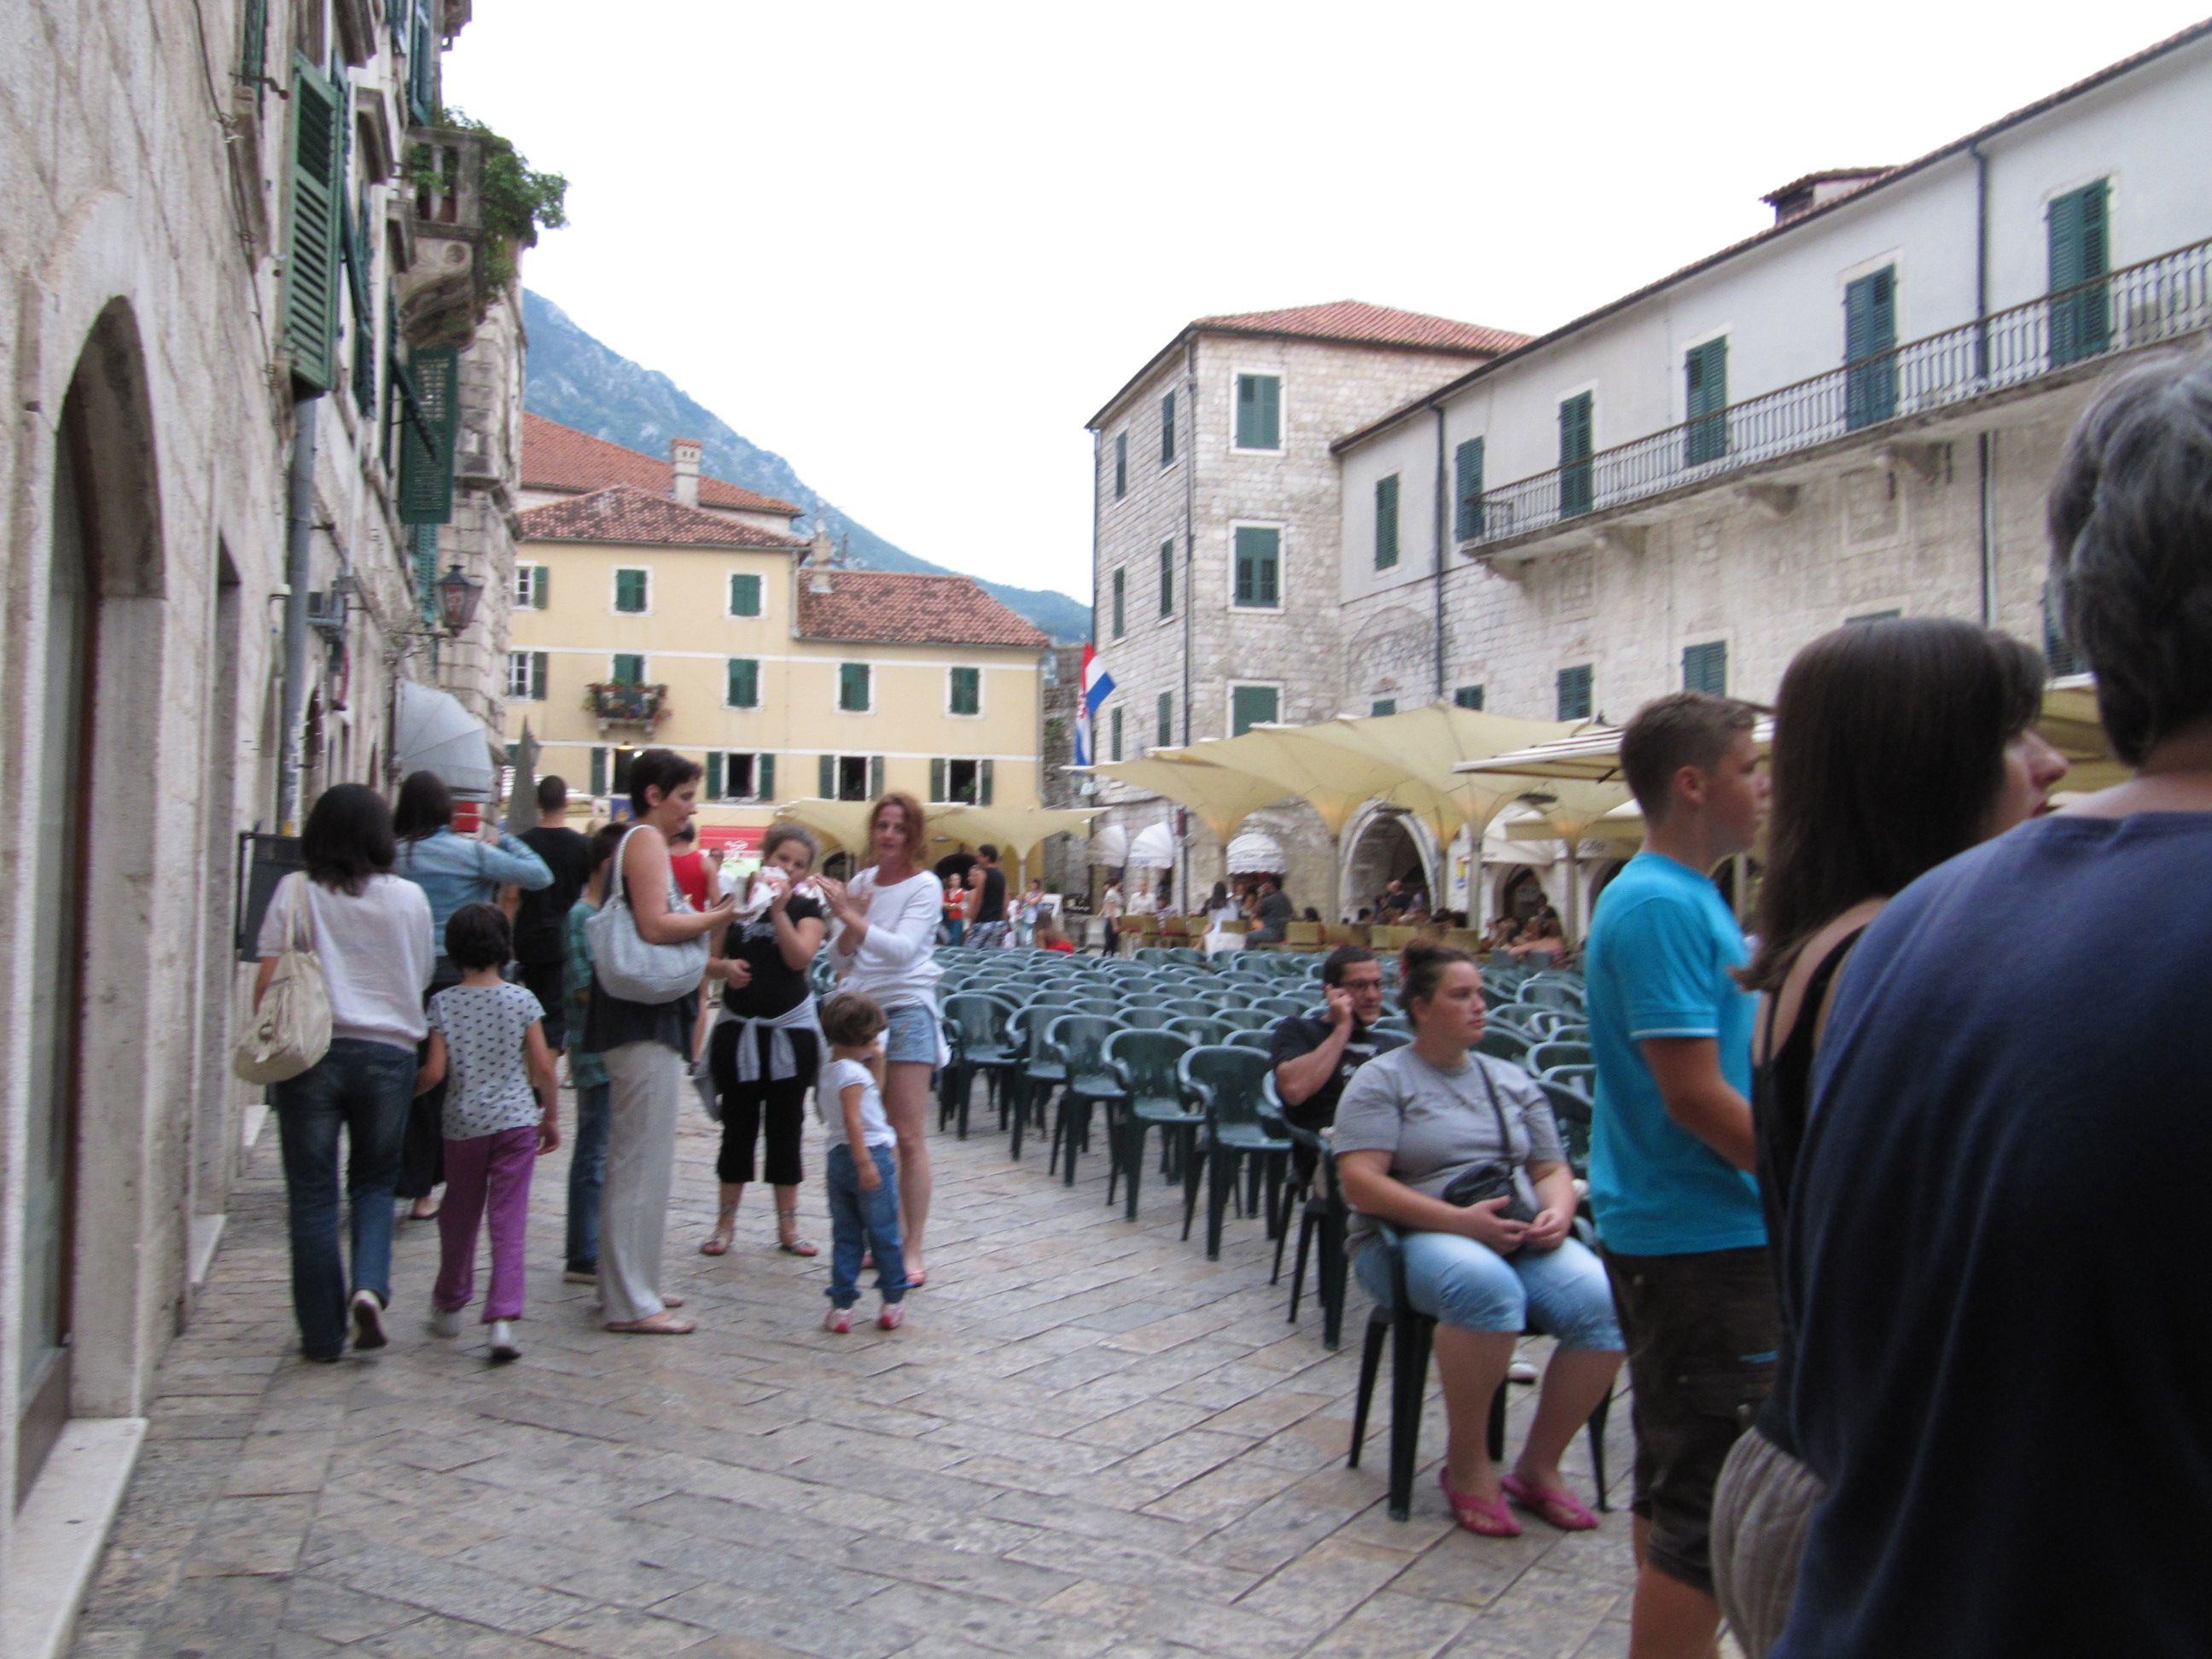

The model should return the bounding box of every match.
[1584,851,1765,1255]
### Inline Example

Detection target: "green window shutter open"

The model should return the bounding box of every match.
[1375,474,1400,569]
[614,568,648,612]
[1453,438,1486,540]
[1115,432,1127,498]
[1558,394,1594,518]
[1231,684,1278,736]
[612,652,643,684]
[949,666,980,715]
[1233,527,1279,608]
[980,760,994,806]
[531,565,549,608]
[757,753,776,800]
[283,58,343,391]
[591,747,608,795]
[1844,267,1898,429]
[840,662,870,711]
[1236,375,1281,449]
[1159,540,1174,617]
[818,754,835,798]
[1156,692,1173,748]
[705,752,724,800]
[397,347,458,524]
[2048,180,2111,365]
[1557,664,1593,721]
[1683,641,1728,696]
[1161,391,1176,465]
[729,572,762,616]
[727,658,759,707]
[1112,569,1125,637]
[1454,684,1485,711]
[929,759,946,801]
[869,756,886,798]
[1685,339,1729,465]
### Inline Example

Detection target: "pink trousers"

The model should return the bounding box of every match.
[434,1124,538,1321]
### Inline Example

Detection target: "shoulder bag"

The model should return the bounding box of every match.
[1439,1058,1539,1228]
[587,826,710,1004]
[233,872,335,1084]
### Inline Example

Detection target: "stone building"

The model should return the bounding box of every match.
[0,3,523,1645]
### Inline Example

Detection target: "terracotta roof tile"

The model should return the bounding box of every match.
[795,569,1049,649]
[1194,300,1530,357]
[516,484,809,550]
[521,414,803,516]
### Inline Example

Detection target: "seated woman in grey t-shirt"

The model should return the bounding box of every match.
[1336,943,1623,1540]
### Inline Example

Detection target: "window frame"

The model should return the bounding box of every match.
[1374,472,1400,570]
[1557,390,1596,519]
[1452,437,1485,542]
[929,756,994,806]
[505,650,546,701]
[1113,430,1128,499]
[512,562,548,609]
[612,565,651,614]
[1158,539,1174,620]
[1682,332,1730,466]
[610,652,646,686]
[1681,638,1729,696]
[947,664,982,718]
[1160,389,1177,466]
[1556,663,1594,722]
[709,750,770,803]
[1111,568,1126,638]
[1453,684,1486,711]
[837,661,873,713]
[1231,371,1284,453]
[1227,681,1282,738]
[727,570,764,618]
[1155,690,1173,749]
[725,655,761,709]
[1229,521,1284,613]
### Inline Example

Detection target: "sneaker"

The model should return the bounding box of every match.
[824,1307,853,1335]
[350,1290,388,1351]
[486,1319,521,1363]
[876,1303,905,1331]
[428,1306,463,1339]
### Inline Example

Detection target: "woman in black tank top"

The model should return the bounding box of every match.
[1710,619,2069,1656]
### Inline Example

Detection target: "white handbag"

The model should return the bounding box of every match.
[587,827,710,1004]
[233,873,335,1085]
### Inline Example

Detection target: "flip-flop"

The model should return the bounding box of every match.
[698,1237,731,1256]
[1500,1472,1600,1532]
[1440,1469,1522,1537]
[904,1267,928,1289]
[777,1237,819,1257]
[606,1313,695,1335]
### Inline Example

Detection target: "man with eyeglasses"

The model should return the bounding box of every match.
[1272,946,1402,1167]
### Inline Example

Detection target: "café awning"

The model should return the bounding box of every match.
[1225,830,1287,874]
[1126,822,1176,869]
[1082,754,1293,844]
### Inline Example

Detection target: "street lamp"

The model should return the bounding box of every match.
[434,563,485,637]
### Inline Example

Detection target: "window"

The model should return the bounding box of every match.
[706,752,775,802]
[1156,691,1173,748]
[591,745,636,798]
[1114,431,1127,498]
[1844,266,1897,430]
[728,572,762,616]
[283,60,343,391]
[610,652,645,684]
[1684,338,1728,465]
[506,651,546,701]
[1111,568,1126,637]
[1556,664,1593,721]
[1161,390,1177,465]
[1371,699,1396,717]
[725,657,760,708]
[818,754,882,801]
[513,563,548,609]
[614,568,649,613]
[1158,540,1174,618]
[1454,684,1486,711]
[1231,684,1278,736]
[1558,393,1594,518]
[1234,374,1282,450]
[948,665,981,716]
[1453,438,1486,540]
[2048,179,2111,365]
[1374,474,1400,570]
[1109,706,1123,763]
[1232,526,1280,608]
[1682,640,1728,696]
[929,758,994,805]
[838,661,871,712]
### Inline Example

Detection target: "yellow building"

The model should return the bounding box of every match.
[505,419,1049,853]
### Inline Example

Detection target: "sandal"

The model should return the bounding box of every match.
[698,1236,731,1257]
[1500,1473,1599,1532]
[1440,1468,1522,1537]
[776,1214,818,1256]
[606,1313,696,1335]
[904,1266,928,1289]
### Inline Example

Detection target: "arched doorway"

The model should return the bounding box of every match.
[1498,866,1547,923]
[1343,810,1429,919]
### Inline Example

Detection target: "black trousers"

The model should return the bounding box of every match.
[518,958,568,1052]
[710,1021,817,1187]
[394,963,462,1200]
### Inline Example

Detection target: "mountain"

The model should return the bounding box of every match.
[521,291,1091,643]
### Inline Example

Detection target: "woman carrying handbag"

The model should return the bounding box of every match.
[581,749,735,1334]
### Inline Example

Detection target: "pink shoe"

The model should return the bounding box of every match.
[1440,1468,1522,1537]
[877,1303,905,1331]
[1500,1472,1600,1532]
[824,1307,853,1335]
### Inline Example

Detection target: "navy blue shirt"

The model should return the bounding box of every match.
[1775,812,2212,1659]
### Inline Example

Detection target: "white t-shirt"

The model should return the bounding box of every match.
[258,872,435,1051]
[427,981,545,1138]
[818,1056,895,1148]
[832,867,943,1010]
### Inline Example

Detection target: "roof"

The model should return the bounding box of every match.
[515,484,810,550]
[1088,301,1528,429]
[521,414,803,516]
[1332,18,2212,456]
[795,568,1050,649]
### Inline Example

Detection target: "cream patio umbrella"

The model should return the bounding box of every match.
[928,803,1103,888]
[775,799,958,861]
[1083,754,1295,847]
[1469,778,1635,942]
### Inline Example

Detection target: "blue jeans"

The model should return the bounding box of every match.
[1355,1229,1623,1350]
[565,1080,611,1271]
[824,1143,906,1308]
[271,1039,416,1359]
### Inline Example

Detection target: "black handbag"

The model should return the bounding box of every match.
[1438,1061,1538,1226]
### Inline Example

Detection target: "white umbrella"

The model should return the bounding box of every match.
[393,678,496,799]
[1225,830,1286,874]
[1087,824,1130,866]
[1126,822,1176,870]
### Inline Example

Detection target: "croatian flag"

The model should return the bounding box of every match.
[1075,644,1115,767]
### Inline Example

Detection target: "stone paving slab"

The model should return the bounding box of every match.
[70,1080,1653,1659]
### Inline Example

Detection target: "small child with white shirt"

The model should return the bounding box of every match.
[816,992,908,1333]
[414,903,560,1362]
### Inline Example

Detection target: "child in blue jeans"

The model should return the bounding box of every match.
[817,993,907,1333]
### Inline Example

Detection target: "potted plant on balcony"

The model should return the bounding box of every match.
[585,681,670,730]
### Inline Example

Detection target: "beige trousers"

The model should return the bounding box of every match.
[597,1040,684,1324]
[1711,1423,1828,1658]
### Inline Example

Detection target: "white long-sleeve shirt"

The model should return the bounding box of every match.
[832,867,943,1010]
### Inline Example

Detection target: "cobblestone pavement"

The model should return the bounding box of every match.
[72,1083,1646,1659]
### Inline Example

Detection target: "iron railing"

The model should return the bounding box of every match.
[585,681,667,725]
[1464,236,2212,549]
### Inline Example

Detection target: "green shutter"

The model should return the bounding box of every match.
[1682,641,1728,696]
[1454,684,1485,710]
[1159,540,1174,617]
[1371,700,1396,717]
[818,754,835,798]
[1156,691,1173,748]
[757,753,776,800]
[840,662,869,710]
[1109,707,1122,763]
[2048,180,2111,365]
[591,747,607,795]
[283,59,344,391]
[726,658,759,707]
[530,565,549,608]
[1453,438,1486,540]
[612,652,643,684]
[1114,432,1127,498]
[396,347,458,524]
[980,760,993,806]
[530,653,547,701]
[1112,569,1125,637]
[730,572,762,616]
[1374,474,1400,569]
[1161,391,1176,465]
[1558,394,1594,518]
[409,522,439,610]
[706,751,724,800]
[929,758,946,802]
[1237,375,1281,449]
[405,0,437,125]
[1557,665,1593,721]
[614,568,648,612]
[1684,338,1728,465]
[1231,684,1278,736]
[868,756,885,798]
[1233,527,1279,608]
[949,666,979,715]
[1844,268,1898,428]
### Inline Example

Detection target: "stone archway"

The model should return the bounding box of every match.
[1342,808,1432,920]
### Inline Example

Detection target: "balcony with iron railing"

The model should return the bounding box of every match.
[1462,236,2212,554]
[585,681,669,731]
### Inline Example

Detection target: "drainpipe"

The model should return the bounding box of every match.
[1970,138,1995,626]
[1181,336,1198,904]
[277,395,320,835]
[1431,404,1448,702]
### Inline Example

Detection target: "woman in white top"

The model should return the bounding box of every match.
[817,792,945,1285]
[253,784,436,1362]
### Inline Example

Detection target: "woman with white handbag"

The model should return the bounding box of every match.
[581,749,735,1334]
[250,784,434,1361]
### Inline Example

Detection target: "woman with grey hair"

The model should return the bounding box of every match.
[701,823,829,1258]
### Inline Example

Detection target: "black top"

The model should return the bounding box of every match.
[1253,889,1293,940]
[513,825,592,964]
[1748,925,1862,1459]
[973,864,1007,924]
[1377,890,1412,917]
[1774,814,2212,1659]
[720,894,827,1019]
[1269,1013,1406,1132]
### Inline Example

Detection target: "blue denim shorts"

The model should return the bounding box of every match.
[883,1001,940,1066]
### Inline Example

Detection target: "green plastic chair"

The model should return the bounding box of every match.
[1166,1016,1231,1047]
[1179,1045,1292,1260]
[1103,1028,1201,1220]
[1214,1007,1276,1032]
[1476,1026,1533,1063]
[937,992,1019,1138]
[1539,1077,1594,1174]
[1528,1039,1592,1073]
[1045,1016,1126,1186]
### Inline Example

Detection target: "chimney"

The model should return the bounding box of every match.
[1761,168,1890,226]
[669,438,701,507]
[806,528,835,591]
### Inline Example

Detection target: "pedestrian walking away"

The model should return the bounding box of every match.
[513,775,592,1053]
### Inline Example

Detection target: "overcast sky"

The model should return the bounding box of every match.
[447,1,2205,602]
